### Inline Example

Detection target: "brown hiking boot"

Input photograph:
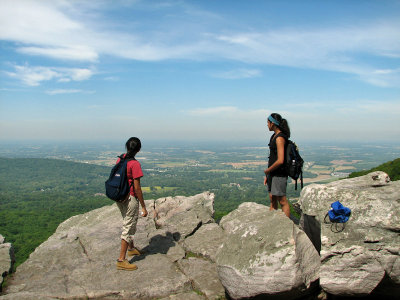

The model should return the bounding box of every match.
[116,259,137,271]
[127,247,141,256]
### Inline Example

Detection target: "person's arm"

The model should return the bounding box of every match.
[133,178,148,217]
[264,136,286,175]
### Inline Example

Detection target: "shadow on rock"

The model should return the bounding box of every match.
[130,231,180,263]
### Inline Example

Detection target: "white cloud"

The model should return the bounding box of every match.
[6,64,94,86]
[0,0,83,50]
[69,68,93,81]
[359,68,400,87]
[357,100,400,114]
[17,46,98,62]
[211,69,262,79]
[45,89,95,95]
[104,76,119,81]
[188,106,238,116]
[6,65,59,86]
[187,106,270,119]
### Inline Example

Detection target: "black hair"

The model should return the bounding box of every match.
[270,113,291,138]
[125,137,141,159]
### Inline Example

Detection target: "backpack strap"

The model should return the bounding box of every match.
[324,212,346,233]
[300,171,303,189]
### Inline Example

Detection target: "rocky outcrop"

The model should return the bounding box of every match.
[3,171,398,299]
[0,235,14,291]
[299,171,400,297]
[216,202,320,299]
[1,192,224,300]
[2,191,322,300]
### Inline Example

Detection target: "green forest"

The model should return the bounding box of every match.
[348,158,400,181]
[2,155,398,268]
[0,158,111,267]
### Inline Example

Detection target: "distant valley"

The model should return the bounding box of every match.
[1,140,399,267]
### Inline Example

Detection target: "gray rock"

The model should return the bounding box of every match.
[155,192,215,239]
[1,193,215,299]
[216,202,320,300]
[182,223,225,262]
[159,291,206,300]
[178,257,225,299]
[299,171,400,297]
[0,235,14,291]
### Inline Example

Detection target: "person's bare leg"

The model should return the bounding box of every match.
[270,193,278,210]
[118,239,129,261]
[278,196,290,217]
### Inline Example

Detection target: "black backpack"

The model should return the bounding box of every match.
[105,155,133,202]
[285,140,304,190]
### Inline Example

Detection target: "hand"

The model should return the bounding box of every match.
[264,176,267,185]
[141,207,148,217]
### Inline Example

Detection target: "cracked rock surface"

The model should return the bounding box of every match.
[1,192,225,299]
[299,171,400,297]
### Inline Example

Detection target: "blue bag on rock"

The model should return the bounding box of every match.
[324,201,351,233]
[328,201,351,223]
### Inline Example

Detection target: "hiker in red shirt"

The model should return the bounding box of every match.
[116,137,148,271]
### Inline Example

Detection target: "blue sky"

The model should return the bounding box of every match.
[0,0,399,143]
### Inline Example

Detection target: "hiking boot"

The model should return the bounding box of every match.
[127,247,141,256]
[116,259,137,271]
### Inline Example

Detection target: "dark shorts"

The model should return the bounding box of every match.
[267,176,288,196]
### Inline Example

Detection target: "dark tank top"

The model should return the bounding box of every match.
[268,132,288,177]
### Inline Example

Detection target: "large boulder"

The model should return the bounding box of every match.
[1,192,225,300]
[216,202,320,300]
[299,171,400,297]
[0,235,14,291]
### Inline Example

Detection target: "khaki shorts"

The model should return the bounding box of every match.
[117,195,139,243]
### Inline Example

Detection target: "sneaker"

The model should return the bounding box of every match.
[127,247,141,256]
[116,259,137,271]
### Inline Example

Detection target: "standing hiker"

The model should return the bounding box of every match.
[264,113,291,217]
[116,137,148,270]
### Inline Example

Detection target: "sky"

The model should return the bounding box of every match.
[0,0,400,143]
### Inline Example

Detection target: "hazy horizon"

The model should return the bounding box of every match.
[1,138,400,148]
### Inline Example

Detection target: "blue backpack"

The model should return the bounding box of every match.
[324,201,351,232]
[105,155,133,202]
[328,201,351,223]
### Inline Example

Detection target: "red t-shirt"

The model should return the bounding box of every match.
[116,156,143,197]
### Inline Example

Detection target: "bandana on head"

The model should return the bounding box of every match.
[268,115,280,126]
